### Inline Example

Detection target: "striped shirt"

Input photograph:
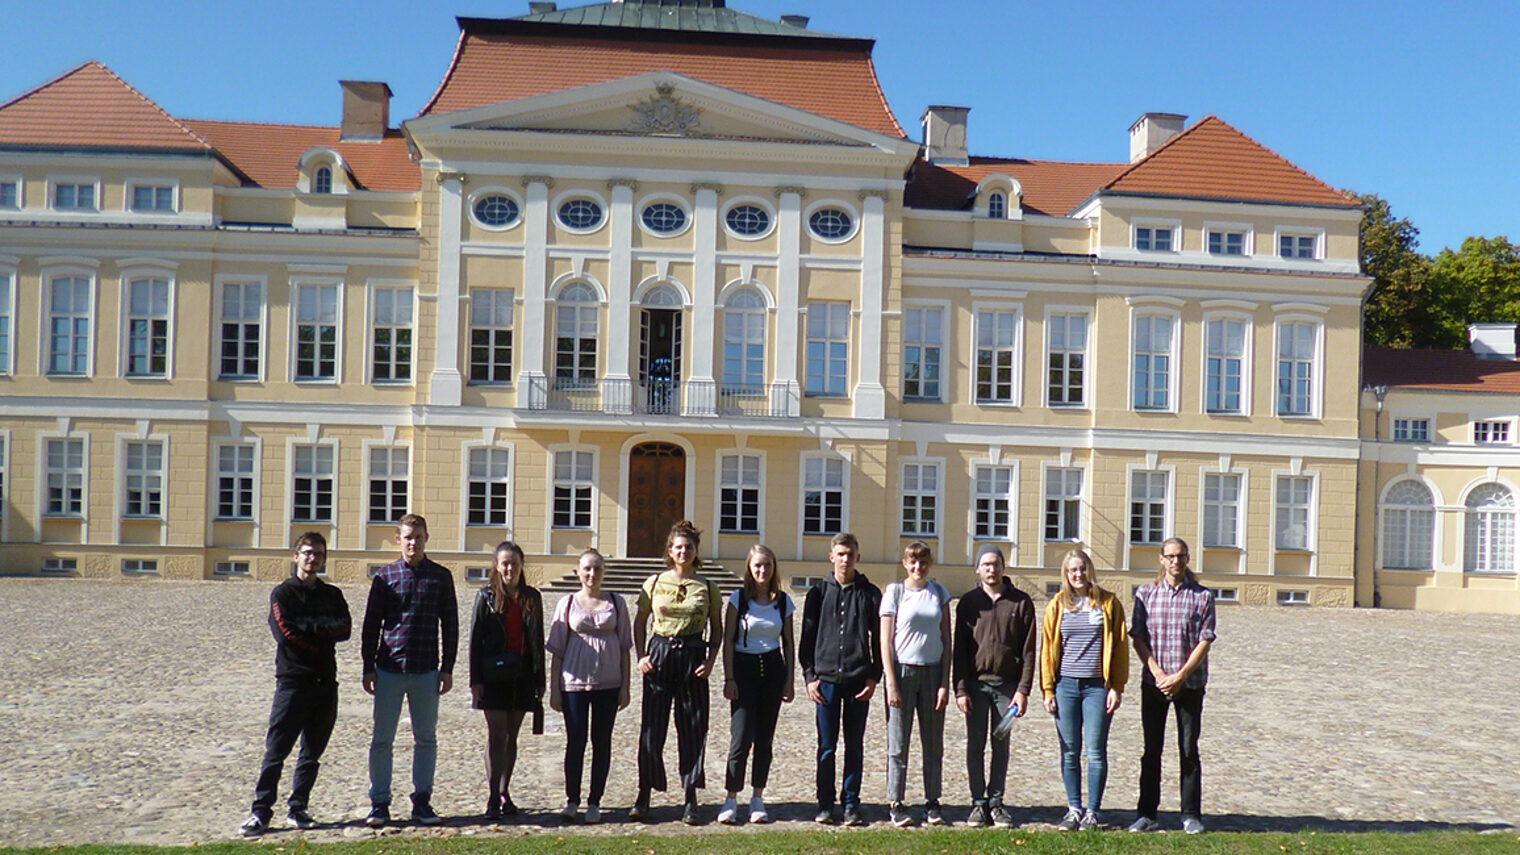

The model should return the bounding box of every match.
[1130,578,1216,690]
[1058,599,1104,679]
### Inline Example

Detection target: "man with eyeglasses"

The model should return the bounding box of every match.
[240,532,352,835]
[1127,537,1216,835]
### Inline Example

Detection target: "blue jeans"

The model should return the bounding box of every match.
[1054,676,1112,811]
[815,678,870,809]
[369,669,440,806]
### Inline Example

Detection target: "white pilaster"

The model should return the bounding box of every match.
[773,189,803,418]
[853,192,887,420]
[429,175,465,406]
[521,177,552,408]
[605,180,636,414]
[686,183,720,416]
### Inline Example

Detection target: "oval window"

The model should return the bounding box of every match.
[641,202,687,235]
[557,198,604,231]
[725,204,771,237]
[472,194,520,228]
[808,207,853,240]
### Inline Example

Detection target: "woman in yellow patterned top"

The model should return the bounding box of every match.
[630,521,723,825]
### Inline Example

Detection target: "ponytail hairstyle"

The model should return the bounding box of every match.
[664,519,704,571]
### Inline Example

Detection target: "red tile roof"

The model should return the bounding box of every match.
[0,61,212,152]
[905,158,1127,217]
[182,121,419,192]
[420,28,904,138]
[1102,116,1356,208]
[1365,346,1520,394]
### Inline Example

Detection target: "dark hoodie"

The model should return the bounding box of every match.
[952,576,1036,698]
[268,574,352,681]
[800,571,883,686]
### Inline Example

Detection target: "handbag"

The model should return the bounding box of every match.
[482,650,523,683]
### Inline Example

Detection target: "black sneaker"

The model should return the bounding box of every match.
[412,800,442,826]
[1058,806,1082,831]
[889,801,913,827]
[500,795,519,817]
[989,802,1014,828]
[814,805,836,825]
[842,805,866,827]
[966,803,989,827]
[239,813,270,836]
[681,799,701,826]
[287,808,317,830]
[924,800,948,826]
[629,792,652,823]
[364,803,390,828]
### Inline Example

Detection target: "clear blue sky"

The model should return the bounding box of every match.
[3,0,1513,255]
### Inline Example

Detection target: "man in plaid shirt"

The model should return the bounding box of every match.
[1127,536,1215,835]
[361,513,459,828]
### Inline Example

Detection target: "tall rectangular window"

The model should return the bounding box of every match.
[719,453,761,534]
[1207,230,1244,255]
[125,277,170,377]
[216,444,255,520]
[1133,315,1172,410]
[371,286,413,383]
[1129,471,1168,545]
[294,284,338,381]
[220,282,262,379]
[1135,226,1173,252]
[803,456,845,535]
[553,450,594,528]
[123,440,164,517]
[903,306,942,401]
[554,296,598,386]
[1044,467,1082,542]
[1277,321,1316,416]
[722,299,766,392]
[467,447,511,527]
[469,289,514,384]
[974,465,1014,540]
[1047,313,1086,407]
[805,301,849,397]
[900,462,939,536]
[1205,318,1245,414]
[975,309,1018,403]
[1392,418,1430,442]
[48,276,92,375]
[1275,475,1313,550]
[53,182,95,211]
[45,438,85,516]
[292,445,334,523]
[1202,473,1242,548]
[131,185,174,212]
[0,273,11,374]
[369,447,410,525]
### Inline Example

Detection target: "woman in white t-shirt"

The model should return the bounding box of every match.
[879,540,953,827]
[717,544,796,825]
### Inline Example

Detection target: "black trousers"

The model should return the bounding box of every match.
[1137,682,1205,819]
[638,633,709,794]
[725,649,786,792]
[562,687,619,805]
[252,677,339,815]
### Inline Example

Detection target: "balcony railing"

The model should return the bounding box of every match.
[717,385,777,417]
[545,377,604,412]
[525,375,793,418]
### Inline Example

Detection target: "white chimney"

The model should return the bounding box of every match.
[1129,112,1186,163]
[339,81,392,142]
[1469,322,1519,361]
[781,14,809,28]
[921,106,969,167]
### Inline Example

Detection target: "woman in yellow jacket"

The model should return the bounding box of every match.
[1040,549,1128,831]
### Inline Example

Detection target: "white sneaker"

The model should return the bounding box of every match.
[560,801,579,822]
[584,804,601,824]
[749,796,770,824]
[717,797,739,825]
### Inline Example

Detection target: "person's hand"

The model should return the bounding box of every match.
[363,672,377,696]
[956,694,971,715]
[638,654,654,675]
[723,678,738,701]
[694,659,714,679]
[618,686,630,710]
[854,680,876,701]
[1044,696,1058,716]
[1106,689,1123,714]
[782,680,795,703]
[935,686,950,711]
[438,672,453,695]
[1012,691,1028,717]
[806,679,825,704]
[885,682,901,708]
[1155,671,1182,697]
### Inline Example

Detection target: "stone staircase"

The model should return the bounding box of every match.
[542,557,741,600]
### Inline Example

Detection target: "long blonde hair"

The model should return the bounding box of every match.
[742,543,782,603]
[1056,548,1107,611]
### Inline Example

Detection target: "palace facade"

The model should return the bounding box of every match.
[1,1,1512,611]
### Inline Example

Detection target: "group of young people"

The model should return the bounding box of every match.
[239,515,1217,836]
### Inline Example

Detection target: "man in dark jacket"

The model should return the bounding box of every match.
[240,532,352,836]
[952,544,1036,828]
[800,532,881,826]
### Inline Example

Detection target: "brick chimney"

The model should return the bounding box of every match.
[339,81,392,142]
[921,106,969,167]
[1129,112,1186,163]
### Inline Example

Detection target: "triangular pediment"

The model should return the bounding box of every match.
[407,72,911,152]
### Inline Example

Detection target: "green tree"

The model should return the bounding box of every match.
[1428,236,1520,345]
[1354,191,1441,347]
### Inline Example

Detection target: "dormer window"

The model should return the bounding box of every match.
[987,192,1006,220]
[313,167,333,195]
[53,181,97,211]
[1136,226,1174,252]
[1208,229,1246,255]
[975,174,1020,220]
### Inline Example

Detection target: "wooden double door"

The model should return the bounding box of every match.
[627,442,686,557]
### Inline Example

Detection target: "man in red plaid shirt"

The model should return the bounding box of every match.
[1126,537,1215,835]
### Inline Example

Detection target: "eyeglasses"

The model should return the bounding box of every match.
[1161,553,1187,562]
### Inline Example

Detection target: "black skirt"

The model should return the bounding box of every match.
[473,672,539,712]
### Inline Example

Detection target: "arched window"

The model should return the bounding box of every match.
[1465,483,1516,574]
[988,191,1006,220]
[722,288,767,393]
[641,284,684,308]
[1381,481,1434,570]
[313,166,333,195]
[555,283,598,387]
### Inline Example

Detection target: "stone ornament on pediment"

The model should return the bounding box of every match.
[630,84,703,135]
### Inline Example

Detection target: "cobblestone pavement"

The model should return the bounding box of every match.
[1,578,1517,846]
